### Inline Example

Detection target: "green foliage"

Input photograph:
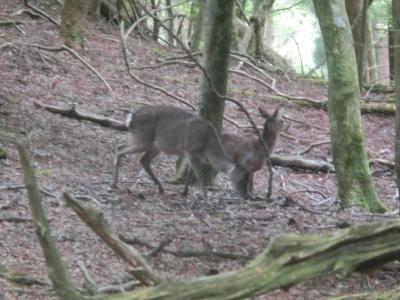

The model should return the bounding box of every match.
[369,0,391,23]
[38,168,53,177]
[0,146,6,160]
[312,35,325,65]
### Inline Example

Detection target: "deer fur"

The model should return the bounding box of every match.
[221,107,284,193]
[110,105,249,199]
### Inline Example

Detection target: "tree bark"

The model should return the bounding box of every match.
[16,143,80,300]
[313,0,387,212]
[189,0,206,52]
[101,220,400,300]
[195,0,235,184]
[393,0,400,199]
[345,0,370,89]
[165,0,174,45]
[59,0,88,49]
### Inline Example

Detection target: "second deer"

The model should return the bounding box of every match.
[221,107,284,194]
[110,105,249,200]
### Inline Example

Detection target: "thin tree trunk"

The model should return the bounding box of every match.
[313,0,387,212]
[59,0,88,49]
[393,0,400,197]
[198,0,235,184]
[345,0,368,89]
[190,0,206,52]
[366,20,377,83]
[165,0,174,45]
[150,0,160,41]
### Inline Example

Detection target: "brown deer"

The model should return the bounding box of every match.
[221,107,284,194]
[110,105,249,200]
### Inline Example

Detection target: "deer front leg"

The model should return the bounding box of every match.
[139,149,164,194]
[110,143,142,190]
[186,153,207,201]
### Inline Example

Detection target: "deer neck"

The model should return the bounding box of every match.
[261,126,278,155]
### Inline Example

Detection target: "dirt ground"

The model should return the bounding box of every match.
[1,1,400,299]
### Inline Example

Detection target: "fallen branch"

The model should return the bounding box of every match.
[17,43,114,95]
[0,20,24,26]
[104,220,400,300]
[270,154,334,173]
[369,158,395,169]
[16,142,79,299]
[0,217,32,223]
[24,0,60,27]
[63,193,161,286]
[119,235,252,260]
[33,101,127,131]
[0,264,49,287]
[300,140,331,155]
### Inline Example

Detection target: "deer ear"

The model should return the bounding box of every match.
[258,107,270,118]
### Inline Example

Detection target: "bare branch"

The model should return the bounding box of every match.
[24,0,60,27]
[16,142,79,299]
[63,193,162,286]
[15,43,114,95]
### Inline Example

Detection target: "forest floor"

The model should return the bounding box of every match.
[1,1,400,299]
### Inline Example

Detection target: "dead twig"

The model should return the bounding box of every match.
[15,43,114,95]
[0,20,24,26]
[63,192,162,286]
[16,142,78,299]
[119,235,252,260]
[300,140,331,155]
[33,101,126,131]
[23,0,60,27]
[0,264,49,287]
[0,217,32,223]
[77,261,97,295]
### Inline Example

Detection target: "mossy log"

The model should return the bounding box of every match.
[268,94,396,115]
[102,220,400,300]
[0,145,6,159]
[0,264,48,286]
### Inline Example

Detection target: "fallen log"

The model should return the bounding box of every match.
[270,154,334,173]
[103,220,400,300]
[33,101,127,131]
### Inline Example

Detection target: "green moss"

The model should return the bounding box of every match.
[0,146,6,160]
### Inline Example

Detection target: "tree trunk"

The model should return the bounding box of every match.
[198,0,235,184]
[313,0,387,212]
[190,0,206,52]
[165,0,174,45]
[87,0,100,18]
[250,0,274,53]
[366,20,377,83]
[345,0,368,89]
[59,0,88,49]
[393,0,400,198]
[150,0,160,41]
[389,19,395,82]
[175,0,235,184]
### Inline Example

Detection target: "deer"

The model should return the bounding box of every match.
[110,105,249,201]
[221,107,284,195]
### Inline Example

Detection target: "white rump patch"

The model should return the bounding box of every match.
[125,112,133,128]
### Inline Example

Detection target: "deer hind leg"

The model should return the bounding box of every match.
[183,169,194,198]
[247,172,254,193]
[110,143,145,190]
[139,148,163,194]
[185,153,207,200]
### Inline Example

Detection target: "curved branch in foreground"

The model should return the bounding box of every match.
[104,220,400,300]
[63,193,161,287]
[16,142,79,300]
